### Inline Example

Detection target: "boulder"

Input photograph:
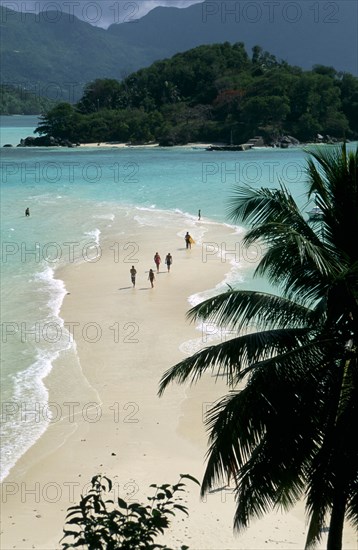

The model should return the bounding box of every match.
[287,135,300,145]
[17,135,75,147]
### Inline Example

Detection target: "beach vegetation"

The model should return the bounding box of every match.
[61,473,198,549]
[34,43,358,145]
[158,144,358,549]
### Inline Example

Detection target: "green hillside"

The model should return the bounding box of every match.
[36,43,358,145]
[0,6,159,101]
[0,84,56,114]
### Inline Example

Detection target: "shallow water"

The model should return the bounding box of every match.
[1,115,355,480]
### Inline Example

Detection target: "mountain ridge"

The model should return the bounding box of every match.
[108,0,358,74]
[1,0,357,102]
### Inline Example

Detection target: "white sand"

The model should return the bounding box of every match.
[1,212,356,549]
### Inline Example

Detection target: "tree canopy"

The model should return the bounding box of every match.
[35,43,358,145]
[0,84,56,115]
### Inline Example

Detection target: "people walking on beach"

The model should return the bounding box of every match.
[154,252,161,272]
[198,209,201,221]
[148,268,155,288]
[130,266,137,287]
[25,207,30,217]
[185,232,192,249]
[165,253,173,272]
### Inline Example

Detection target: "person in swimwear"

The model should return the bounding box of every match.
[165,253,172,272]
[154,252,161,273]
[130,266,137,287]
[148,268,155,288]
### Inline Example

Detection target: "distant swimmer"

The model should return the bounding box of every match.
[130,266,137,287]
[198,209,201,221]
[165,253,173,272]
[154,252,161,273]
[148,268,155,288]
[25,207,30,217]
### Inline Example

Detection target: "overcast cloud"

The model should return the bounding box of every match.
[0,0,204,27]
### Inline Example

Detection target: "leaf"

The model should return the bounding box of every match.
[117,497,128,509]
[172,483,186,492]
[173,504,189,515]
[66,517,86,525]
[179,474,200,486]
[61,529,80,536]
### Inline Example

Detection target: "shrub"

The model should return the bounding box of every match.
[61,473,199,549]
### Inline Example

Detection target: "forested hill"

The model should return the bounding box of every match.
[1,0,357,104]
[0,84,56,114]
[36,43,358,146]
[108,0,358,76]
[0,6,160,101]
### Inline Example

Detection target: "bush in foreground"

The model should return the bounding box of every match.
[61,473,199,549]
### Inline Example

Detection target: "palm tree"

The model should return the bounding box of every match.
[159,144,358,549]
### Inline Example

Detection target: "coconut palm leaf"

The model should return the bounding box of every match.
[251,236,339,305]
[159,144,358,550]
[305,145,358,262]
[158,327,317,395]
[227,184,297,227]
[304,356,358,548]
[201,359,325,513]
[229,187,342,300]
[186,289,320,330]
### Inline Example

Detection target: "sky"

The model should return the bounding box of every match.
[0,0,205,28]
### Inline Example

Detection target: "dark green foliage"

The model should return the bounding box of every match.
[77,80,123,114]
[158,145,358,549]
[36,43,358,145]
[61,474,199,549]
[0,84,56,114]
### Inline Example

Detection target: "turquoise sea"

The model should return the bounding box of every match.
[0,115,355,482]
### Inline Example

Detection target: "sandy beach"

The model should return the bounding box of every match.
[79,141,158,148]
[1,211,357,549]
[78,141,217,149]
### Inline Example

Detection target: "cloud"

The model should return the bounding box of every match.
[111,0,204,27]
[0,0,205,28]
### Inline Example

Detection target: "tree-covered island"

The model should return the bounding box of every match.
[33,43,358,147]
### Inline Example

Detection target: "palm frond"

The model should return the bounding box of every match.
[158,327,316,396]
[200,346,330,528]
[239,336,332,382]
[158,145,358,546]
[304,507,326,549]
[246,224,339,274]
[346,483,358,528]
[251,234,340,304]
[227,182,344,304]
[187,289,319,331]
[304,144,358,263]
[227,184,311,237]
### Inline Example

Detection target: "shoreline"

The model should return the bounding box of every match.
[74,139,352,150]
[1,189,357,548]
[1,211,250,549]
[79,141,216,149]
[9,139,351,151]
[0,207,242,484]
